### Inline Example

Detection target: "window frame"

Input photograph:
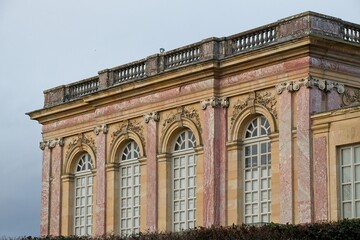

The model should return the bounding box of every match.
[242,116,271,224]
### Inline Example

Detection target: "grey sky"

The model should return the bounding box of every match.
[0,0,359,237]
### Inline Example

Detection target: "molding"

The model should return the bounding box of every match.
[162,106,202,134]
[342,88,360,106]
[93,124,109,135]
[39,138,64,150]
[144,111,160,123]
[275,75,344,94]
[200,97,229,110]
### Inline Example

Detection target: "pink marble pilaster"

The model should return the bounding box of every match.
[40,147,51,236]
[278,91,294,223]
[296,87,313,223]
[314,136,328,221]
[146,117,158,231]
[49,144,63,235]
[202,106,221,226]
[94,129,107,235]
[219,107,227,226]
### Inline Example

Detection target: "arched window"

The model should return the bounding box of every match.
[172,130,196,231]
[74,153,93,236]
[243,116,271,224]
[119,141,141,236]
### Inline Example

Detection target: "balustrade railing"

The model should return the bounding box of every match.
[165,45,201,69]
[42,12,360,107]
[66,77,99,101]
[113,60,147,84]
[230,24,277,53]
[343,23,360,44]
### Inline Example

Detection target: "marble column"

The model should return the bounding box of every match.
[49,138,64,236]
[40,142,51,236]
[296,87,313,223]
[200,97,228,227]
[314,136,328,221]
[278,91,294,223]
[144,112,159,231]
[94,124,108,235]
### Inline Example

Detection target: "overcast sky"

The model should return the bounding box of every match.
[0,0,359,237]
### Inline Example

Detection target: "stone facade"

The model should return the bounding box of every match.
[27,12,360,236]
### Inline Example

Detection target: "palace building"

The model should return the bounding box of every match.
[27,12,360,236]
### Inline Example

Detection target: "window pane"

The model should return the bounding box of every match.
[342,184,352,201]
[342,148,351,165]
[343,202,352,218]
[342,167,352,183]
[355,147,360,163]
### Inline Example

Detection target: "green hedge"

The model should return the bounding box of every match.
[5,219,360,240]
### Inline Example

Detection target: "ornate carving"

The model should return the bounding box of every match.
[342,88,360,106]
[144,112,160,123]
[275,75,345,94]
[110,120,145,149]
[200,97,229,110]
[94,124,109,135]
[230,91,277,130]
[39,138,64,150]
[162,106,202,134]
[65,134,96,161]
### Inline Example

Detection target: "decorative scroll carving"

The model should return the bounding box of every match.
[162,106,202,134]
[144,112,160,123]
[275,75,345,94]
[94,124,109,135]
[200,97,229,110]
[39,138,64,150]
[230,91,277,130]
[342,88,360,106]
[65,134,96,161]
[110,120,145,149]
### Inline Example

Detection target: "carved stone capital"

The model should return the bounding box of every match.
[48,138,64,149]
[40,138,64,150]
[94,124,109,135]
[144,112,160,123]
[276,75,345,95]
[39,141,47,150]
[200,97,229,110]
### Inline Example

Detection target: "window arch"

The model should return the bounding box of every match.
[172,130,196,231]
[243,116,271,224]
[119,141,141,236]
[74,153,93,236]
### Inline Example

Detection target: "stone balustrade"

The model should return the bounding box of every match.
[43,12,360,108]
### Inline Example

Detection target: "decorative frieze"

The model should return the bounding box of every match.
[144,112,160,123]
[110,120,145,148]
[94,124,109,135]
[230,91,277,130]
[200,97,229,110]
[162,106,202,134]
[342,88,360,106]
[275,75,344,94]
[65,134,96,161]
[39,138,64,150]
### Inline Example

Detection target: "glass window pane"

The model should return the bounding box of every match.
[342,167,352,183]
[355,147,360,163]
[342,184,352,201]
[343,202,352,218]
[342,148,351,165]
